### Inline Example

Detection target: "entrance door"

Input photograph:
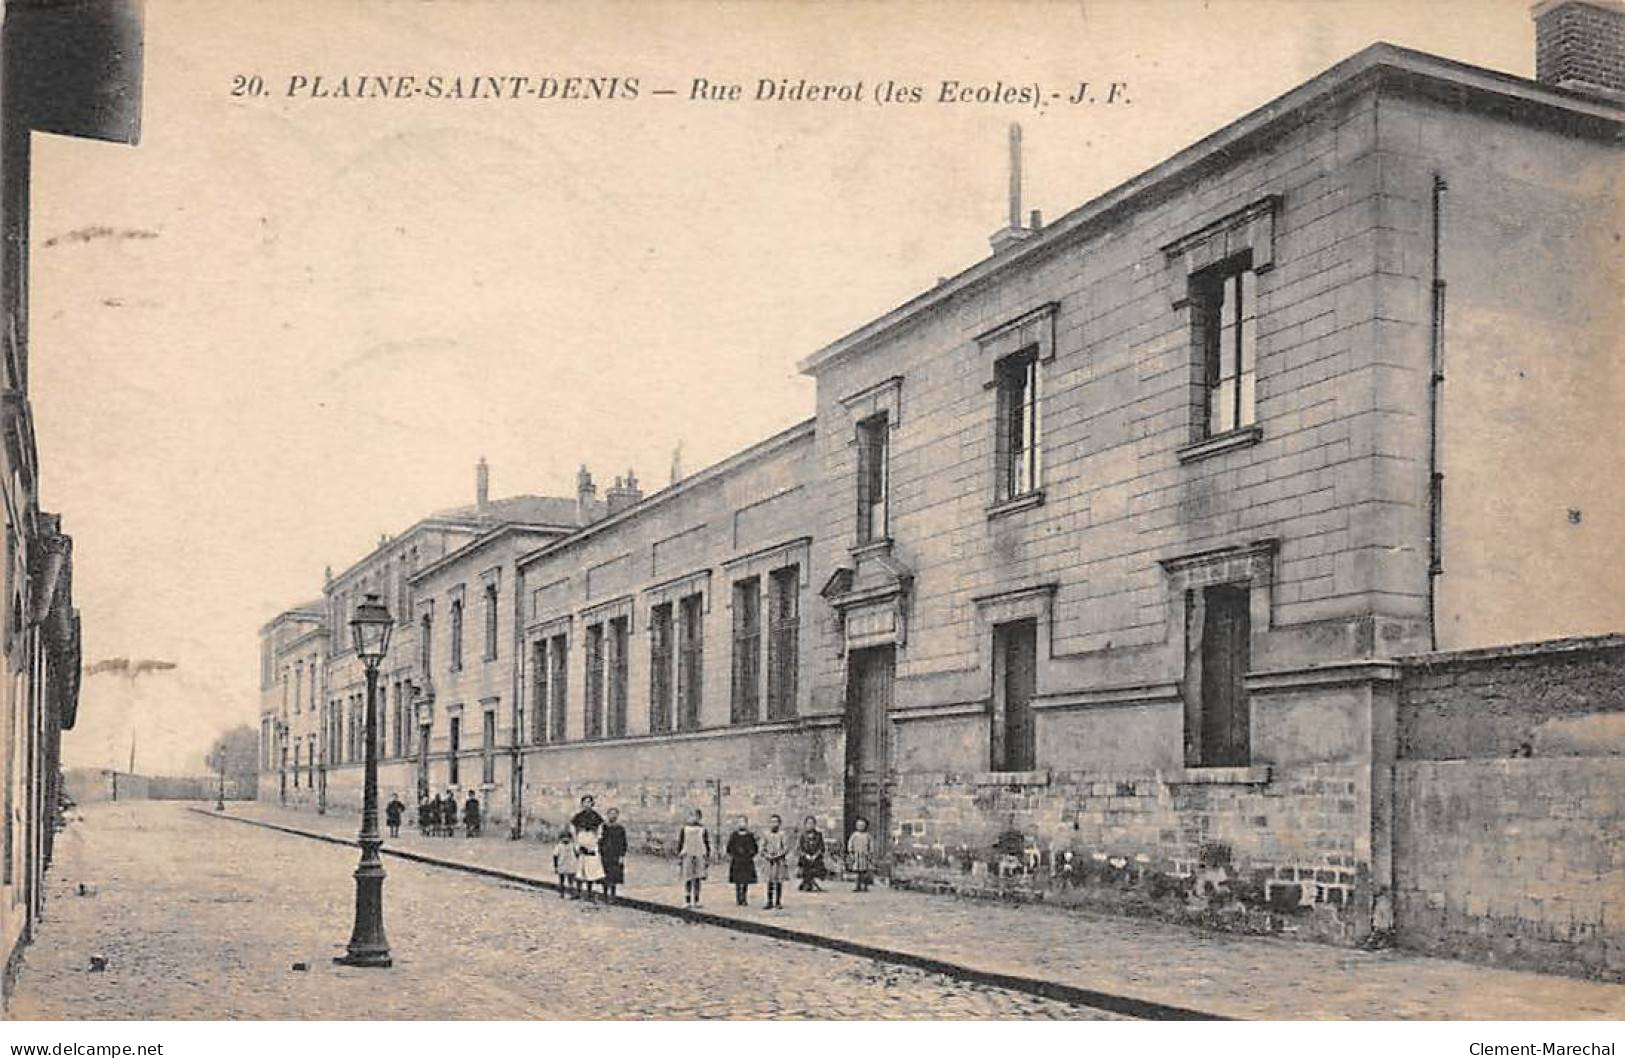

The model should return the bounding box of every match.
[416,724,431,802]
[843,646,895,868]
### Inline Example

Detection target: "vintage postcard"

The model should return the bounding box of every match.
[1,0,1622,1046]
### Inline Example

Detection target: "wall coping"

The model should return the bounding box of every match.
[892,699,986,723]
[1396,632,1625,670]
[1032,682,1182,711]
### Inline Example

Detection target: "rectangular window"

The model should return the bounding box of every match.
[421,615,433,673]
[855,413,889,544]
[992,619,1037,772]
[677,593,704,732]
[995,348,1041,502]
[450,600,464,671]
[539,637,559,744]
[585,622,605,738]
[1197,257,1258,438]
[607,616,629,737]
[731,577,761,724]
[448,715,462,785]
[482,708,496,784]
[649,602,674,735]
[483,583,499,661]
[548,633,568,742]
[1194,584,1251,767]
[293,739,301,788]
[767,566,800,720]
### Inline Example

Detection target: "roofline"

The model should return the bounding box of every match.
[516,417,817,571]
[409,523,577,585]
[326,517,489,591]
[258,607,325,636]
[796,42,1625,377]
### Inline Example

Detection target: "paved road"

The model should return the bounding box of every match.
[233,801,1625,1020]
[8,802,1112,1020]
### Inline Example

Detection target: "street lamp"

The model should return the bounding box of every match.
[215,752,226,812]
[336,592,394,968]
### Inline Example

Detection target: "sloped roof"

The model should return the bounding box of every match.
[431,494,588,528]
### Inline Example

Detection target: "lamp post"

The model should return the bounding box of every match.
[215,752,226,812]
[336,592,394,968]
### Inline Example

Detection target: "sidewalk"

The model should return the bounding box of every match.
[224,802,1625,1020]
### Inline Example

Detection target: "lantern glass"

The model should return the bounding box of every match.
[349,592,393,665]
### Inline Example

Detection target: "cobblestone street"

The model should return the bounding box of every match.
[7,803,1110,1020]
[220,802,1625,1019]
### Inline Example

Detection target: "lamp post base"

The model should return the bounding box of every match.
[336,845,391,968]
[334,951,393,968]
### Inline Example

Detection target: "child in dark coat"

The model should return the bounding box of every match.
[726,816,759,908]
[600,807,628,903]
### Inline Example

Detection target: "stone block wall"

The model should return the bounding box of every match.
[888,763,1370,944]
[1394,757,1625,980]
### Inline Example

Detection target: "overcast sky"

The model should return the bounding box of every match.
[36,0,1536,773]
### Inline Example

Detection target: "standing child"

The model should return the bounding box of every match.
[797,816,826,892]
[726,816,759,908]
[552,829,578,899]
[384,793,405,838]
[600,807,628,903]
[760,814,789,910]
[676,808,710,908]
[847,817,874,893]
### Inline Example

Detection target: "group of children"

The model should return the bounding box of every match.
[678,809,874,909]
[550,795,629,902]
[549,802,877,909]
[403,790,481,838]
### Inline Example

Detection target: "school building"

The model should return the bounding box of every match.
[262,2,1625,973]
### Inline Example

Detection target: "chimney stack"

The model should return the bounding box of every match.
[990,123,1038,254]
[670,442,684,487]
[605,468,644,516]
[576,464,597,524]
[475,456,490,518]
[1533,0,1625,98]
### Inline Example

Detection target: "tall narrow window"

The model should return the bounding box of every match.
[991,619,1038,771]
[483,583,499,661]
[449,598,464,671]
[649,602,674,735]
[607,616,629,737]
[767,566,800,719]
[585,622,605,738]
[448,715,461,785]
[481,708,496,784]
[677,593,704,732]
[539,637,559,744]
[995,348,1041,502]
[548,633,568,742]
[1193,584,1251,767]
[421,614,433,673]
[731,577,761,724]
[1197,256,1258,437]
[855,413,889,544]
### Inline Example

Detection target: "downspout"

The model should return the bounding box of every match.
[1426,173,1448,652]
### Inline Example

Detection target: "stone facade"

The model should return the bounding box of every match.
[261,35,1625,960]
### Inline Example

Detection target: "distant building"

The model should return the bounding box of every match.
[263,3,1625,964]
[0,0,142,1001]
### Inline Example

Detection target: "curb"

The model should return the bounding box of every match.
[190,807,1228,1021]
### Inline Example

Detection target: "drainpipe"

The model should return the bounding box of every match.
[1426,173,1448,652]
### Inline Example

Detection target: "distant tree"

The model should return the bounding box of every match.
[205,725,260,797]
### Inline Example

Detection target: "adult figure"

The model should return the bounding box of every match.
[571,795,606,901]
[440,790,457,837]
[463,790,481,837]
[384,792,405,838]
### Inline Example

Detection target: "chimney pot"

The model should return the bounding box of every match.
[475,457,490,515]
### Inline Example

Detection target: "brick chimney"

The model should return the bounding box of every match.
[605,468,643,516]
[576,464,597,524]
[1533,0,1625,98]
[475,456,490,518]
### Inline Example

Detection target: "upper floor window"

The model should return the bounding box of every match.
[483,582,499,661]
[584,622,605,739]
[1196,255,1258,438]
[449,598,464,671]
[420,614,433,673]
[677,592,705,732]
[994,347,1040,503]
[856,413,889,545]
[607,616,629,738]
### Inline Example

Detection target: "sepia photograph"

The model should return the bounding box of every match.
[0,0,1622,1045]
